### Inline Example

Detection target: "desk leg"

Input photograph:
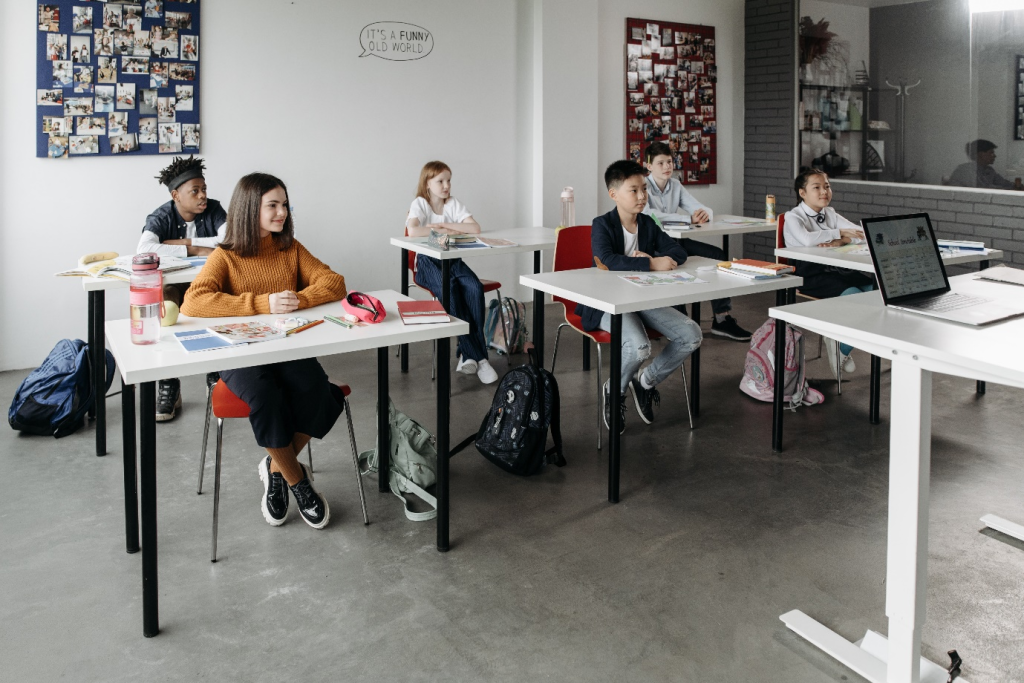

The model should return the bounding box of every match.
[690,301,700,418]
[722,234,730,260]
[400,248,409,374]
[772,290,787,452]
[91,291,107,456]
[609,314,622,503]
[377,348,390,494]
[122,380,139,554]
[582,337,591,371]
[869,355,882,425]
[533,251,544,369]
[139,381,159,637]
[88,293,96,420]
[436,334,451,552]
[976,381,986,395]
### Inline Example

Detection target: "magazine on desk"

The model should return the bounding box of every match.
[206,321,285,344]
[55,254,195,281]
[174,330,246,353]
[619,272,706,287]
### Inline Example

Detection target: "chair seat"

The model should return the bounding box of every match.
[212,380,352,419]
[562,309,611,344]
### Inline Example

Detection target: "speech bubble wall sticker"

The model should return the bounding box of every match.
[359,22,433,61]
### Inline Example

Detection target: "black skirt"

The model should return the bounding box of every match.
[795,261,875,299]
[219,358,342,449]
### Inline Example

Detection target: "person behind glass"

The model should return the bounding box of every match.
[141,156,227,422]
[576,160,703,433]
[181,173,345,529]
[783,167,874,380]
[642,141,752,342]
[948,139,1018,190]
[406,160,498,385]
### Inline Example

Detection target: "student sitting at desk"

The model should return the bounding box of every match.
[140,156,227,421]
[405,160,498,385]
[642,142,752,342]
[577,160,703,433]
[783,167,873,379]
[182,172,346,530]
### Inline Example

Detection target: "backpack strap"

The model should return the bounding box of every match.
[543,373,566,467]
[390,470,437,522]
[449,432,476,457]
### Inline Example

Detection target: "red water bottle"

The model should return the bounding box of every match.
[130,253,163,345]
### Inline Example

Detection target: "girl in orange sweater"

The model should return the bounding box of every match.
[183,173,346,529]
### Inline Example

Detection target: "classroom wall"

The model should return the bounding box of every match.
[0,0,746,372]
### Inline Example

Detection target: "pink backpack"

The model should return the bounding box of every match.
[739,319,823,408]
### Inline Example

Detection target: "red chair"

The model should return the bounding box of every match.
[548,225,693,451]
[197,378,368,562]
[404,229,512,376]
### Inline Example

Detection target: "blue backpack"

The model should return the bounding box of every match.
[9,339,115,438]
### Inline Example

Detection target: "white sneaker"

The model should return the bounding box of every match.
[476,359,498,384]
[842,353,856,374]
[824,337,841,381]
[456,355,478,375]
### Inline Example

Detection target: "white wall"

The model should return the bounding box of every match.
[0,0,746,372]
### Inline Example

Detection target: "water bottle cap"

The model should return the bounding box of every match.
[132,252,160,271]
[561,187,574,200]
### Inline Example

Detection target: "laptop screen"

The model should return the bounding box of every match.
[863,213,949,303]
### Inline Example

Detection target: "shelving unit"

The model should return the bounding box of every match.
[798,83,892,180]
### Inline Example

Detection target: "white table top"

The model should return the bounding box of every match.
[663,215,777,239]
[770,274,1024,389]
[390,226,557,259]
[520,256,803,315]
[80,267,200,292]
[775,246,1003,273]
[106,289,469,385]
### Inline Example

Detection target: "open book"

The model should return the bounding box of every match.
[55,253,195,281]
[206,321,286,344]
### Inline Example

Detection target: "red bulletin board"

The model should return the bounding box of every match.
[624,18,717,185]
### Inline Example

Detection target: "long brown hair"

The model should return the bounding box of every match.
[415,160,451,202]
[221,173,295,257]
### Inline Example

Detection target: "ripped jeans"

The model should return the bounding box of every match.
[599,307,703,393]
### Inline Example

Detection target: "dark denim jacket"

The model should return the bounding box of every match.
[142,199,227,241]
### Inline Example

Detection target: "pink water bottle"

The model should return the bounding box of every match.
[130,253,163,345]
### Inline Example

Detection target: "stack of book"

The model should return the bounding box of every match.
[717,259,795,280]
[937,239,985,253]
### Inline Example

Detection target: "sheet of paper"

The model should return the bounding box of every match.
[619,272,707,287]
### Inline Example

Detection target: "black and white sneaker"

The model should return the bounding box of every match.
[628,373,661,425]
[257,456,289,526]
[602,380,626,435]
[710,315,752,341]
[290,464,330,529]
[155,378,182,422]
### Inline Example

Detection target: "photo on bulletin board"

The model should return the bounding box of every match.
[1015,54,1024,141]
[35,0,201,158]
[624,17,716,185]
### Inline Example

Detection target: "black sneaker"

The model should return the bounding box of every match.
[155,378,182,422]
[629,373,661,425]
[710,315,752,341]
[602,380,626,435]
[290,464,330,529]
[206,372,220,389]
[257,456,289,526]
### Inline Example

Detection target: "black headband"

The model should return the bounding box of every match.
[167,167,204,192]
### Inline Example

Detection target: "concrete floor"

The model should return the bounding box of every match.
[1,295,1022,682]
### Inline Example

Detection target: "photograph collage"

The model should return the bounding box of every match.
[1016,54,1023,141]
[624,18,717,185]
[35,0,201,159]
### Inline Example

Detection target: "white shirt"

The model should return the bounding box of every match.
[136,221,226,258]
[782,202,860,247]
[622,227,638,257]
[406,196,472,228]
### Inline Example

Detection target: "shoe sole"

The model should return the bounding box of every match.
[295,464,330,529]
[709,328,751,341]
[257,458,288,527]
[155,395,183,422]
[629,382,655,425]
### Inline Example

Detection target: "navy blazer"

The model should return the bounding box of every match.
[142,199,227,243]
[574,209,689,331]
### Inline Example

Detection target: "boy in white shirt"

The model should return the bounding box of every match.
[642,142,751,341]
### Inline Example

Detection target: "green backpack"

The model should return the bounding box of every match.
[360,400,437,522]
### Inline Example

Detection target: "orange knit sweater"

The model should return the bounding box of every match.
[181,235,347,317]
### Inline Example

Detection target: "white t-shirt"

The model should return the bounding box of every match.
[406,196,472,228]
[622,227,638,257]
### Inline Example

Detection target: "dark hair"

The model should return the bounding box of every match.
[965,139,996,159]
[644,142,672,164]
[605,160,647,190]
[155,155,205,191]
[794,166,827,193]
[221,173,295,257]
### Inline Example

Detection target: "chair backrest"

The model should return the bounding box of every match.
[776,214,787,265]
[551,225,593,310]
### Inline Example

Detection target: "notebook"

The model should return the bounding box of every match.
[397,300,450,324]
[206,321,285,344]
[173,330,242,353]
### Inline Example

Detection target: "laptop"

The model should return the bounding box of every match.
[862,213,1024,325]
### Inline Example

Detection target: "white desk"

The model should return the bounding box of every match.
[390,226,558,373]
[663,214,778,256]
[78,267,201,457]
[771,273,1024,683]
[106,289,468,637]
[774,246,1002,272]
[521,256,803,501]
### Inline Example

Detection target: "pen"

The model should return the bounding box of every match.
[286,319,324,335]
[324,314,354,328]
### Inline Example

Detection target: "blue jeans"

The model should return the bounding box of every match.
[838,285,875,355]
[599,307,703,393]
[415,254,488,362]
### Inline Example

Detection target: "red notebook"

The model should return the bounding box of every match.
[397,300,451,325]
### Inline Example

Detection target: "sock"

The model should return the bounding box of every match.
[640,371,655,391]
[714,312,728,323]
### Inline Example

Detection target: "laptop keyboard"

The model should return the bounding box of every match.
[907,293,990,312]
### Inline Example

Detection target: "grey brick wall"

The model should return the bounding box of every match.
[742,0,1024,269]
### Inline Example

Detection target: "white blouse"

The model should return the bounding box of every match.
[782,202,861,247]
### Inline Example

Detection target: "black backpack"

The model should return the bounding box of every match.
[472,363,566,476]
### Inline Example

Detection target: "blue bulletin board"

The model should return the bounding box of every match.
[36,0,201,158]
